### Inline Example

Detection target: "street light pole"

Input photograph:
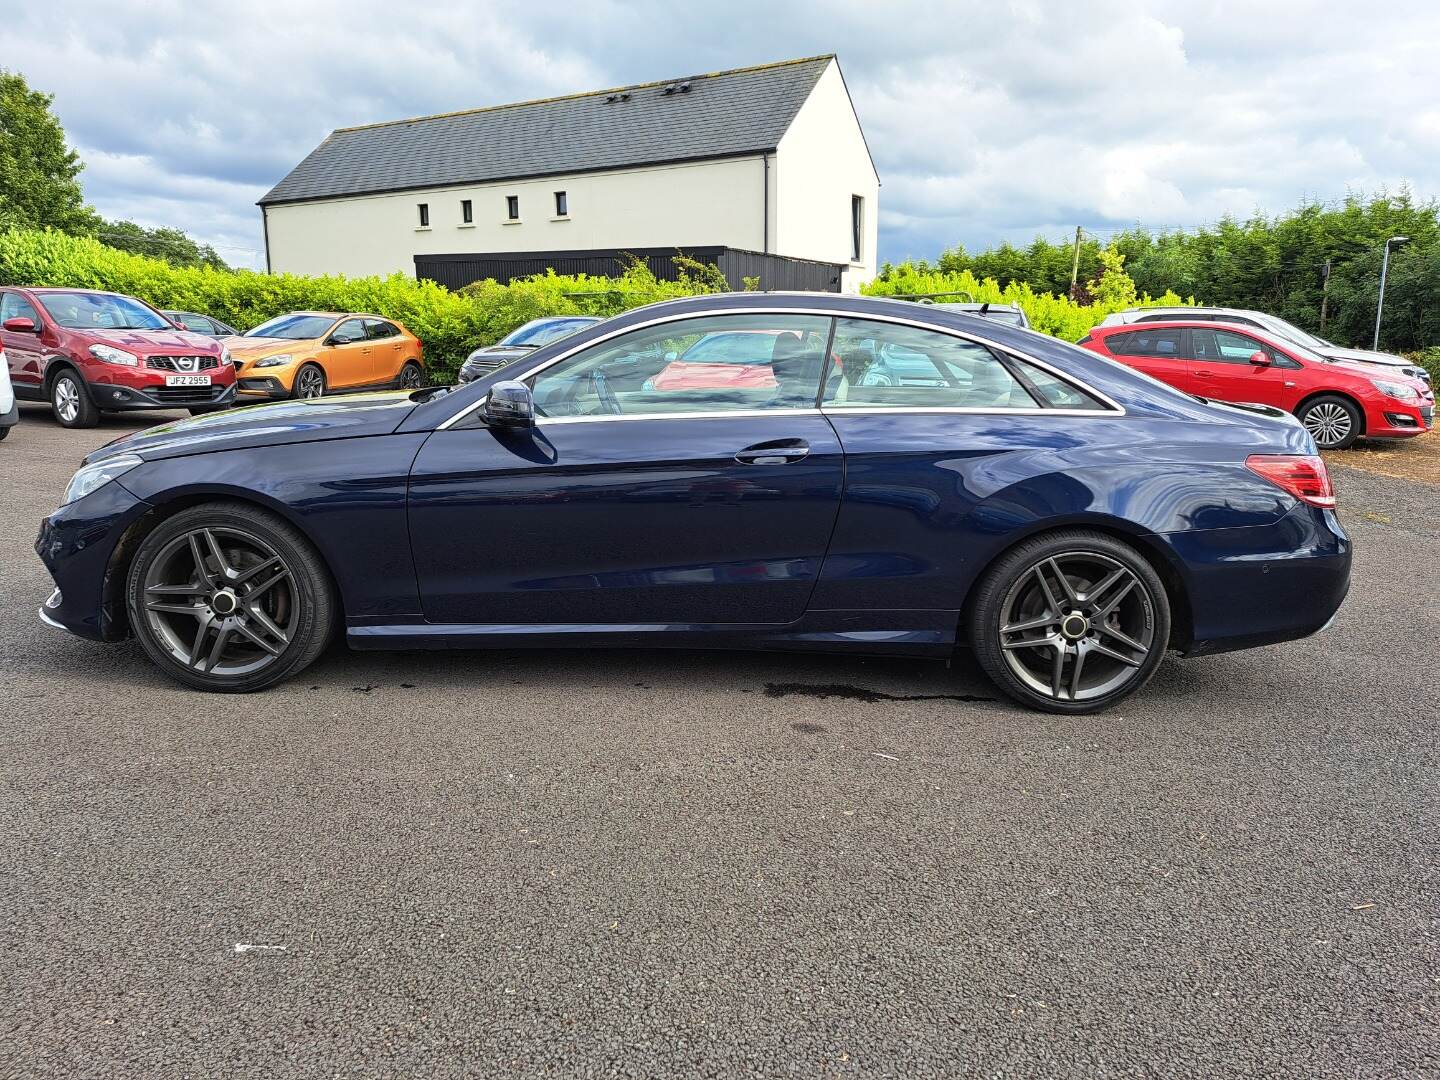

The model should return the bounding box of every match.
[1373,235,1409,350]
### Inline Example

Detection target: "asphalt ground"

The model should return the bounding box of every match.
[1,402,1436,1079]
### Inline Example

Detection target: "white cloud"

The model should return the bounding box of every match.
[7,0,1439,271]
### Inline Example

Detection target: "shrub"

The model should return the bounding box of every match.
[0,230,728,381]
[863,251,1190,341]
[1404,347,1440,383]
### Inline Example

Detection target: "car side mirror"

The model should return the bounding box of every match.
[483,380,535,428]
[3,316,37,334]
[1249,351,1271,366]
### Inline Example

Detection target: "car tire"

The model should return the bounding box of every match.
[51,369,98,428]
[0,425,9,441]
[968,529,1170,714]
[1298,395,1362,450]
[125,502,337,693]
[291,363,326,400]
[397,361,424,390]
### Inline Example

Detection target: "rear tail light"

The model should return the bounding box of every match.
[1245,454,1336,509]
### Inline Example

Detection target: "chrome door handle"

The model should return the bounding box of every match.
[735,441,810,465]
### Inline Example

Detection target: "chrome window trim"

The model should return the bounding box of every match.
[437,306,1125,430]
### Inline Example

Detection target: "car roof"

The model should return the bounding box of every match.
[1098,319,1290,343]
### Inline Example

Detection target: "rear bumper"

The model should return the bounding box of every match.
[1161,503,1351,656]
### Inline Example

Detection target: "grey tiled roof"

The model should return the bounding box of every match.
[260,56,834,205]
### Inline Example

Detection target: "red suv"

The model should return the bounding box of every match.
[0,287,236,428]
[1079,321,1433,449]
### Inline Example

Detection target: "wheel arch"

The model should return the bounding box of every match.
[101,489,346,640]
[958,516,1195,652]
[1295,389,1365,435]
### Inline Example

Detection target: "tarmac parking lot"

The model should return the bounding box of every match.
[2,403,1436,1079]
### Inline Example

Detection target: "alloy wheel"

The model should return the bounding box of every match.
[400,365,423,389]
[997,551,1156,703]
[1303,402,1352,447]
[296,368,325,399]
[54,378,80,423]
[140,526,299,677]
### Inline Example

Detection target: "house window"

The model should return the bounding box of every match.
[461,199,473,224]
[418,203,430,227]
[554,191,568,217]
[506,195,520,220]
[851,195,864,262]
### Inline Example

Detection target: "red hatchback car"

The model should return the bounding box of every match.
[0,287,236,428]
[1079,321,1433,449]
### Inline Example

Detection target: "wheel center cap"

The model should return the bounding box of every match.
[1060,613,1090,640]
[210,589,238,616]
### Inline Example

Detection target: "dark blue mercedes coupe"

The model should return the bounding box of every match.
[36,293,1351,713]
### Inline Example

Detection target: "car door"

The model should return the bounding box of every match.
[1190,328,1303,409]
[407,311,844,625]
[0,290,47,395]
[364,319,405,383]
[322,318,372,388]
[1108,327,1201,394]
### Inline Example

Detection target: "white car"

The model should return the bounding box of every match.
[1100,306,1431,385]
[0,347,16,441]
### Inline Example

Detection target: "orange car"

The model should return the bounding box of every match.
[225,312,424,400]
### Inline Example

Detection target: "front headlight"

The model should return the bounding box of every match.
[89,344,139,366]
[253,353,294,369]
[220,347,232,365]
[62,454,144,505]
[1371,378,1420,403]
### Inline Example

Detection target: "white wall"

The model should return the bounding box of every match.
[773,60,880,291]
[265,156,769,279]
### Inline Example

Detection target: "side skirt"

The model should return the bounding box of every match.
[347,609,960,657]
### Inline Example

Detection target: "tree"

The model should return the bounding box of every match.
[98,218,230,271]
[0,69,99,233]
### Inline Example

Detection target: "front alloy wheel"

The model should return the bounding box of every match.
[293,364,326,400]
[126,503,335,692]
[1299,396,1360,450]
[970,531,1170,713]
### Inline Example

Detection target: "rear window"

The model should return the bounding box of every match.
[1108,328,1185,359]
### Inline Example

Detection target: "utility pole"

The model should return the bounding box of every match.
[1374,236,1409,350]
[1069,226,1083,294]
[1319,258,1330,333]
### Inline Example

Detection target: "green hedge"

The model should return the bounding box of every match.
[0,229,725,381]
[861,261,1189,341]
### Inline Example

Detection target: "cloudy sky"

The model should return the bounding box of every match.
[8,0,1439,269]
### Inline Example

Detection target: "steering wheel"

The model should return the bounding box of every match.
[588,371,623,415]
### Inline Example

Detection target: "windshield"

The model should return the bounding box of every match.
[1264,315,1332,351]
[499,318,597,347]
[244,314,338,340]
[36,292,170,330]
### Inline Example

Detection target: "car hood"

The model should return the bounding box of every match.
[89,327,219,353]
[225,335,315,359]
[86,390,423,464]
[1319,346,1409,368]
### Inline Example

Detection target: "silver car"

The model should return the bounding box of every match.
[1100,306,1430,385]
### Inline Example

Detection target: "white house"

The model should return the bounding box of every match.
[259,55,879,292]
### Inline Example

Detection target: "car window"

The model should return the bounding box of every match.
[1194,328,1301,369]
[365,319,399,340]
[1010,358,1109,411]
[1,292,41,325]
[822,318,1039,410]
[330,319,368,345]
[527,314,833,418]
[1110,328,1186,360]
[244,314,338,340]
[177,314,216,334]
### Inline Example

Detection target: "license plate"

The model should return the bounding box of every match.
[165,374,212,387]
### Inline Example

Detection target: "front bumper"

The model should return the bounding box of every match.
[87,379,237,411]
[35,478,153,642]
[236,375,294,400]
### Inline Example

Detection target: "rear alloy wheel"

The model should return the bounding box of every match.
[969,530,1170,714]
[292,364,326,400]
[126,503,335,692]
[397,362,424,389]
[51,370,98,428]
[1298,395,1361,450]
